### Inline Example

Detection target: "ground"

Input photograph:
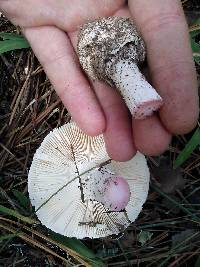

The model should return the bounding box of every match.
[0,1,200,266]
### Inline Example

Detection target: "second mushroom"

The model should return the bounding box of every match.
[77,17,163,119]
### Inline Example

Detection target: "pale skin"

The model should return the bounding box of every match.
[0,0,199,161]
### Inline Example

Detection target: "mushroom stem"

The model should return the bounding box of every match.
[100,176,131,211]
[109,59,163,119]
[86,168,131,211]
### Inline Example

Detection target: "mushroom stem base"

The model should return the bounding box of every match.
[110,60,163,119]
[83,167,130,212]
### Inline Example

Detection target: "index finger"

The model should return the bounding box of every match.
[128,0,199,134]
[23,26,105,136]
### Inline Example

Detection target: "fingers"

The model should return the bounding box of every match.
[93,81,136,161]
[0,0,126,31]
[0,0,55,26]
[69,7,169,160]
[68,14,136,162]
[24,24,135,161]
[133,115,172,156]
[23,26,105,136]
[129,0,199,134]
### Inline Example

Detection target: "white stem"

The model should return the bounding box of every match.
[109,60,163,119]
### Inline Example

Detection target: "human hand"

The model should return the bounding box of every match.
[0,0,198,161]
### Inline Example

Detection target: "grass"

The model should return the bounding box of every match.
[0,33,29,54]
[174,126,200,169]
[190,18,200,65]
[0,2,200,266]
[173,18,200,169]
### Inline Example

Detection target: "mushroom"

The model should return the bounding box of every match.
[28,122,150,239]
[77,17,162,119]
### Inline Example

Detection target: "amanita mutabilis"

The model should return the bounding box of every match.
[28,122,150,238]
[77,17,163,119]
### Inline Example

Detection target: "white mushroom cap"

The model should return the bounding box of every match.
[28,122,150,239]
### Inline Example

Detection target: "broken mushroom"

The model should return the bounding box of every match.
[28,122,150,239]
[77,17,163,119]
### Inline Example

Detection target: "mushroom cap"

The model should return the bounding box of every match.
[77,17,146,86]
[28,122,149,239]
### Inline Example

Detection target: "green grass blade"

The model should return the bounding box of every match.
[0,33,27,41]
[173,127,200,169]
[195,256,200,267]
[0,33,30,54]
[12,189,31,210]
[194,18,200,25]
[190,18,200,38]
[49,232,106,267]
[190,18,200,65]
[190,28,200,38]
[194,55,200,65]
[151,184,200,223]
[0,234,17,243]
[0,204,37,224]
[159,232,199,267]
[191,38,200,53]
[190,38,200,64]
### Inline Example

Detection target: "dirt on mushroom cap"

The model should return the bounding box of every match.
[28,122,150,239]
[77,17,146,86]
